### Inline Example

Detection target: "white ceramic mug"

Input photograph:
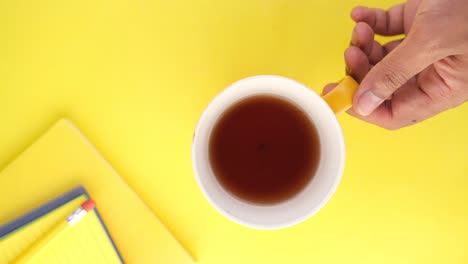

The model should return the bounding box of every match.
[192,75,358,229]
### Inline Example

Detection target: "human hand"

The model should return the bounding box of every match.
[324,0,468,129]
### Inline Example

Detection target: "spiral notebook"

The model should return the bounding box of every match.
[0,187,123,263]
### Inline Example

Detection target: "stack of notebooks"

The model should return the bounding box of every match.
[0,119,194,263]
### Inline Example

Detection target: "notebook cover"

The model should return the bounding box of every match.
[0,186,124,263]
[0,119,194,263]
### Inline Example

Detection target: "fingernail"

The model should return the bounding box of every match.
[345,65,351,75]
[357,91,384,116]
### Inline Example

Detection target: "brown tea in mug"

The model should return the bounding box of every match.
[209,95,320,204]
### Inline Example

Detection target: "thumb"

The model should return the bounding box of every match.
[353,34,444,116]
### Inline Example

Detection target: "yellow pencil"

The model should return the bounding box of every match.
[12,199,96,264]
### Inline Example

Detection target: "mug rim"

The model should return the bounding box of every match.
[192,75,345,229]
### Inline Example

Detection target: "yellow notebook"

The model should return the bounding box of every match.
[0,187,123,263]
[0,119,194,263]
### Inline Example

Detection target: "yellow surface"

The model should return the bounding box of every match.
[323,75,359,114]
[0,120,193,263]
[1,195,121,264]
[0,0,467,263]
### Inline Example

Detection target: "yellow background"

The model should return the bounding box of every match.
[1,0,467,263]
